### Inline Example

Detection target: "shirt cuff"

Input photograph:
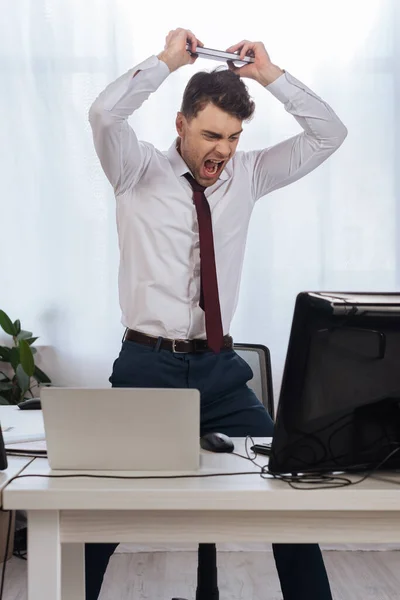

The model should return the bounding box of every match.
[134,54,171,77]
[266,71,309,104]
[102,55,170,111]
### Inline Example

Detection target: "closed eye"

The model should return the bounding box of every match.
[202,129,243,140]
[204,134,240,141]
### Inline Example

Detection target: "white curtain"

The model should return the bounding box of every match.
[0,0,398,400]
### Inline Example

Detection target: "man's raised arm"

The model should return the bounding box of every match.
[89,28,202,194]
[227,40,348,201]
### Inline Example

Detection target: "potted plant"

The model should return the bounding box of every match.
[0,310,51,404]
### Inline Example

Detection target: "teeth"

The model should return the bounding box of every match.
[204,159,223,175]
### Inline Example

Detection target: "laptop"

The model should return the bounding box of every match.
[40,387,200,471]
[186,43,254,65]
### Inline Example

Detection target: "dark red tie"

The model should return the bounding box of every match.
[184,173,224,353]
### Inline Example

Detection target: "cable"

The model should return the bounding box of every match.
[3,468,266,487]
[345,447,400,486]
[6,437,396,489]
[269,411,354,472]
[244,436,354,489]
[231,450,255,462]
[6,436,400,488]
[267,442,400,489]
[269,393,400,474]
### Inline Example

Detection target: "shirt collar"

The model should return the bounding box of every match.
[166,140,230,182]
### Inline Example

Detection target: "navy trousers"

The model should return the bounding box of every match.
[85,339,333,600]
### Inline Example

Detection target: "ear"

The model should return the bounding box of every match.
[176,111,185,137]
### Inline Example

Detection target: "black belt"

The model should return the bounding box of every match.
[124,329,233,353]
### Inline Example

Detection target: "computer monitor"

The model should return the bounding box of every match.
[268,292,400,475]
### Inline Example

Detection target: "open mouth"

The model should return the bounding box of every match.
[203,159,224,178]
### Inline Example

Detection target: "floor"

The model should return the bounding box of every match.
[3,550,400,599]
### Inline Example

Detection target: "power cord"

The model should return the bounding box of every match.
[269,396,400,475]
[244,436,400,490]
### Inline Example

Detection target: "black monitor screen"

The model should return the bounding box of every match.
[269,292,400,474]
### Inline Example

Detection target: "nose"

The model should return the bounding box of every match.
[215,140,231,159]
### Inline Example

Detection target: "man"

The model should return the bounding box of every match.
[87,27,347,600]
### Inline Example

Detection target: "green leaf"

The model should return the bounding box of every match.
[13,320,21,335]
[19,340,35,377]
[33,365,51,384]
[0,346,11,362]
[17,330,33,341]
[16,364,30,395]
[0,310,17,336]
[25,337,38,346]
[0,396,10,405]
[0,381,13,391]
[9,347,20,371]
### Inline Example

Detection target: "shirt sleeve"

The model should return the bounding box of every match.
[243,71,348,202]
[88,56,170,195]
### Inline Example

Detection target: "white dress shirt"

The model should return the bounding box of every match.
[89,55,347,341]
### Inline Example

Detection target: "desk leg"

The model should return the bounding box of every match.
[62,543,85,600]
[27,510,61,600]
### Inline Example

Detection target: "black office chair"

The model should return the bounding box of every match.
[172,343,274,600]
[234,343,274,420]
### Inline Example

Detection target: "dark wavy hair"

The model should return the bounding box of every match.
[180,68,255,122]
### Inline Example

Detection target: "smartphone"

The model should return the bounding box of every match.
[251,443,272,457]
[186,44,254,66]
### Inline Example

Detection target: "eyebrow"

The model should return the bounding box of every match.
[201,129,243,138]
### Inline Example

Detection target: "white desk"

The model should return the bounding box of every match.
[0,405,45,444]
[4,439,400,600]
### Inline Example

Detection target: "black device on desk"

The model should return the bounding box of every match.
[200,432,234,453]
[18,398,41,410]
[251,443,271,457]
[0,426,7,470]
[268,292,400,475]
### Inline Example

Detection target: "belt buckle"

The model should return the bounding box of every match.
[172,339,187,354]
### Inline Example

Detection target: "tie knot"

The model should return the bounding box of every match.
[184,172,206,194]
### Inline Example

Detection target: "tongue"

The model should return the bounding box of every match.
[205,160,218,173]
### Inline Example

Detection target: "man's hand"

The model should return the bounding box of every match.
[225,40,284,87]
[158,28,204,73]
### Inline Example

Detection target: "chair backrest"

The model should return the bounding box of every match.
[233,343,274,420]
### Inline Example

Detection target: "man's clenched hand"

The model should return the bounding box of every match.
[226,40,284,86]
[158,28,204,73]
